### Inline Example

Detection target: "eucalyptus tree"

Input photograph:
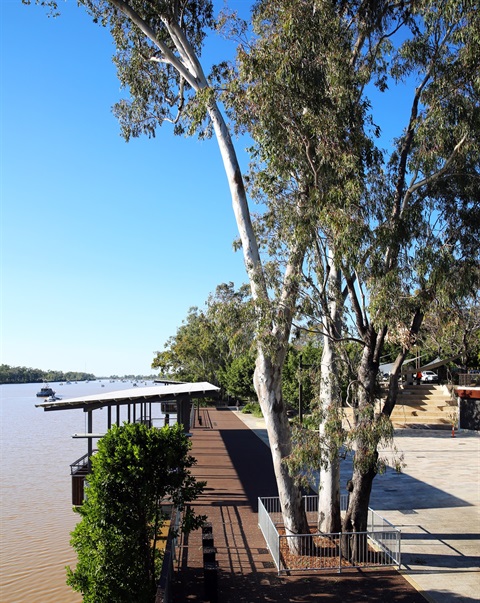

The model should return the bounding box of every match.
[423,292,480,371]
[337,0,480,549]
[27,0,314,537]
[152,282,255,386]
[152,305,221,382]
[229,0,385,533]
[231,0,479,546]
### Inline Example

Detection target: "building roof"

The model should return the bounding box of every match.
[36,381,220,412]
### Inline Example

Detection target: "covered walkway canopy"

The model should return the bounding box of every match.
[36,380,220,438]
[36,381,220,412]
[36,381,220,505]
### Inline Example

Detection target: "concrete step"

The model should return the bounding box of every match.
[341,383,457,428]
[390,409,455,420]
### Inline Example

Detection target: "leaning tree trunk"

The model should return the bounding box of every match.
[254,349,310,550]
[208,102,309,544]
[102,0,315,556]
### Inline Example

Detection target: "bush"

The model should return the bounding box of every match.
[67,423,205,603]
[241,402,263,417]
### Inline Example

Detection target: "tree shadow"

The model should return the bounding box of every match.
[339,453,473,511]
[218,424,278,511]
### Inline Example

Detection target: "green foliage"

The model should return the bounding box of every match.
[152,283,255,387]
[282,343,323,412]
[220,352,256,400]
[241,401,263,417]
[25,0,219,141]
[420,286,480,368]
[285,403,347,490]
[67,422,205,603]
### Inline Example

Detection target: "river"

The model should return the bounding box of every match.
[0,380,158,603]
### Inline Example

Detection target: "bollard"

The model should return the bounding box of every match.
[203,546,217,563]
[204,561,218,603]
[451,424,455,438]
[202,532,214,548]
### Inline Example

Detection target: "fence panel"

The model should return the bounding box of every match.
[258,498,280,570]
[259,496,401,574]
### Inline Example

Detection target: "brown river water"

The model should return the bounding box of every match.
[0,380,156,603]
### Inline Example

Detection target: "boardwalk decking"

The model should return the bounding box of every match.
[171,407,427,602]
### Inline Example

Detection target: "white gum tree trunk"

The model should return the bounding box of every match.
[254,350,310,538]
[101,3,309,540]
[208,88,309,541]
[317,256,342,533]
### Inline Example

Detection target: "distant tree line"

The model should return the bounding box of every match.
[104,374,158,381]
[0,364,96,384]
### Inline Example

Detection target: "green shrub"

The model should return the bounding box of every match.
[241,402,263,417]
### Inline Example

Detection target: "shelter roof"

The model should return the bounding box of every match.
[36,381,220,412]
[380,356,460,375]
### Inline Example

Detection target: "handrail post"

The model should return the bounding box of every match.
[338,532,342,573]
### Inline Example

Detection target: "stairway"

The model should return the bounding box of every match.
[387,384,456,428]
[341,384,457,428]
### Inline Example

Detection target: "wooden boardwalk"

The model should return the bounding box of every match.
[171,407,427,602]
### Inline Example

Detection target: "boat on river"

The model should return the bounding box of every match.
[36,386,56,397]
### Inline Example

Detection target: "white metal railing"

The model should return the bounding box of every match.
[258,496,401,574]
[258,497,280,569]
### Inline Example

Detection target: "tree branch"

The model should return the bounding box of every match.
[107,0,201,90]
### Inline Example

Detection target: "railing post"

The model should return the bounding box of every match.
[338,532,342,573]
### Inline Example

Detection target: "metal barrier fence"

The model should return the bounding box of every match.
[258,496,401,574]
[155,506,182,603]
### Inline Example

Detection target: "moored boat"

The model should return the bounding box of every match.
[36,386,55,398]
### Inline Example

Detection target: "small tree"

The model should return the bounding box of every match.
[67,422,205,603]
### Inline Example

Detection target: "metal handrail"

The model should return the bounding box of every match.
[258,496,401,574]
[70,450,97,474]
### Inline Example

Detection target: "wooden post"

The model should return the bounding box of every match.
[87,410,93,471]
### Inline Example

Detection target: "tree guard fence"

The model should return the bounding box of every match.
[258,496,401,574]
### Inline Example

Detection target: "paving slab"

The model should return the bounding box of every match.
[234,410,480,603]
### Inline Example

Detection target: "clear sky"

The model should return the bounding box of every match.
[1,0,252,376]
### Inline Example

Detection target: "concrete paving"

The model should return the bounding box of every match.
[233,410,480,603]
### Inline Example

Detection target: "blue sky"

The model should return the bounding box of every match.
[1,1,412,377]
[1,0,252,376]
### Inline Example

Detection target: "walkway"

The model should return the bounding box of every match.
[171,407,428,602]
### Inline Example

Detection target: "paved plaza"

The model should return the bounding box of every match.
[234,411,480,603]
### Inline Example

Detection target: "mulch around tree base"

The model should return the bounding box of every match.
[171,407,428,602]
